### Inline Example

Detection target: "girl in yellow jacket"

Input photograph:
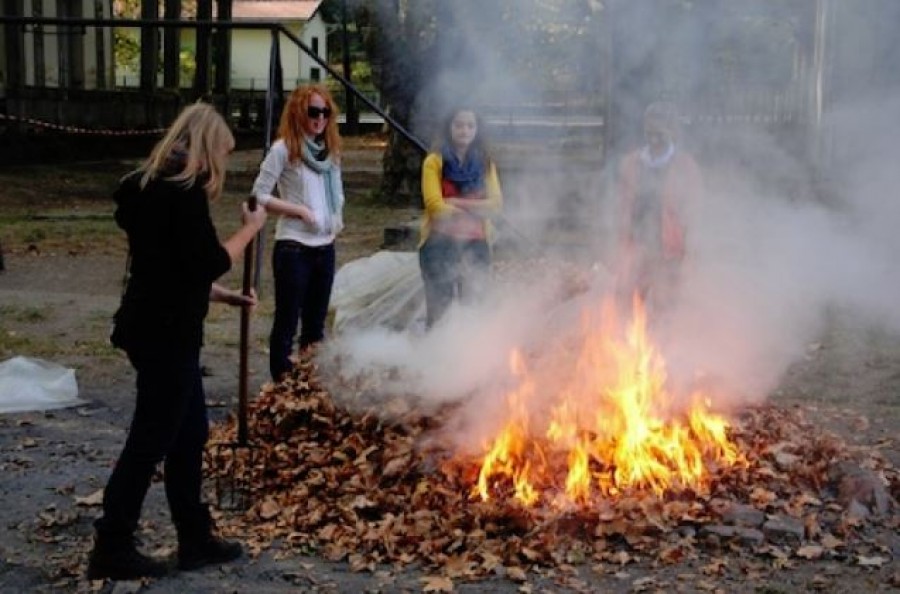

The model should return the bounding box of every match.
[419,107,503,328]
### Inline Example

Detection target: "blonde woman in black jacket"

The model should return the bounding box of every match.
[87,103,266,580]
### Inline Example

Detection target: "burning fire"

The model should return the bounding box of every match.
[474,295,742,506]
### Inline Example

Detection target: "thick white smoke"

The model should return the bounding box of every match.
[323,1,900,427]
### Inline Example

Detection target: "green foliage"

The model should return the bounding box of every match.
[111,0,197,82]
[114,29,140,74]
[352,60,373,87]
[179,49,196,83]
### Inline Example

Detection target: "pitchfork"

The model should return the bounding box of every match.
[211,195,263,511]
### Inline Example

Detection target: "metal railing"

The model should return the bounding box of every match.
[0,15,420,149]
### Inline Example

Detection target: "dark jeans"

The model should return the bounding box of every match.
[418,233,491,328]
[95,342,208,539]
[269,240,336,380]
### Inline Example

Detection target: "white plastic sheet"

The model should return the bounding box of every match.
[0,356,83,413]
[330,251,426,334]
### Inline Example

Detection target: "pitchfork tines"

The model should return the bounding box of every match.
[210,194,263,511]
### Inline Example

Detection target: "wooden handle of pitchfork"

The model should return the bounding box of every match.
[237,195,258,446]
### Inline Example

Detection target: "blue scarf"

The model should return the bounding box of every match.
[441,144,486,195]
[301,136,340,216]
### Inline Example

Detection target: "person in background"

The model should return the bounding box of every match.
[88,103,267,580]
[251,85,346,381]
[419,106,504,328]
[615,101,702,312]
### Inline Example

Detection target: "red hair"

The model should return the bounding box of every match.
[277,84,342,163]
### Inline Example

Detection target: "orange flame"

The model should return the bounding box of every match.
[474,295,741,505]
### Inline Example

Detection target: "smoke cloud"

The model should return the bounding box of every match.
[324,1,900,429]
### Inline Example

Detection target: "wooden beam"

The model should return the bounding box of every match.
[3,0,25,91]
[163,0,181,89]
[140,0,159,92]
[214,0,232,94]
[194,0,212,95]
[94,0,107,88]
[33,0,45,86]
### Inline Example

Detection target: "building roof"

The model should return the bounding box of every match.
[231,0,323,21]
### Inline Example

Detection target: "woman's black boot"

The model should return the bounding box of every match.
[176,506,243,571]
[86,530,170,580]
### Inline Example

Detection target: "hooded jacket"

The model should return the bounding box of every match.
[111,171,231,351]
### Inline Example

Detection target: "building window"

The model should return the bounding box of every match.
[310,67,320,82]
[311,37,320,57]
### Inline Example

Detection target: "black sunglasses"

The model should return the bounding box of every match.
[307,106,332,119]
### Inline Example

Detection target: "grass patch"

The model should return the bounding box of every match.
[0,214,124,255]
[0,305,52,323]
[0,329,63,359]
[0,162,126,207]
[0,328,120,360]
[70,339,120,358]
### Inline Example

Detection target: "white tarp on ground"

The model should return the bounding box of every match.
[330,251,426,334]
[0,356,83,413]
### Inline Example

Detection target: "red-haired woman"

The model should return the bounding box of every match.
[252,84,345,381]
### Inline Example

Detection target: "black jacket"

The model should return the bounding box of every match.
[111,172,231,351]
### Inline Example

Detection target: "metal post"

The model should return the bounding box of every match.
[255,28,282,289]
[341,0,359,134]
[235,28,283,447]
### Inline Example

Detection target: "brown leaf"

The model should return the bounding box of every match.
[74,489,104,507]
[820,533,843,550]
[795,545,824,560]
[520,548,541,562]
[749,487,777,507]
[258,498,280,520]
[383,454,410,477]
[421,575,454,592]
[506,566,527,582]
[632,576,657,592]
[803,514,822,540]
[856,555,887,568]
[658,544,687,564]
[701,558,727,576]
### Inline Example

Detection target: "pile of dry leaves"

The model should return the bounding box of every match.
[206,356,898,585]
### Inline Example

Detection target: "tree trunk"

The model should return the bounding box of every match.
[367,1,427,205]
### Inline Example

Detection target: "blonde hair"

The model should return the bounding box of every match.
[277,84,342,163]
[139,102,235,201]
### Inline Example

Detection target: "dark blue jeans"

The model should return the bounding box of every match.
[418,233,491,328]
[96,342,208,539]
[269,240,336,380]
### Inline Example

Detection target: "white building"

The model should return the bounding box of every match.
[1,1,325,93]
[230,0,327,91]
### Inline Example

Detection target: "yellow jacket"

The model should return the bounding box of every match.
[419,152,503,247]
